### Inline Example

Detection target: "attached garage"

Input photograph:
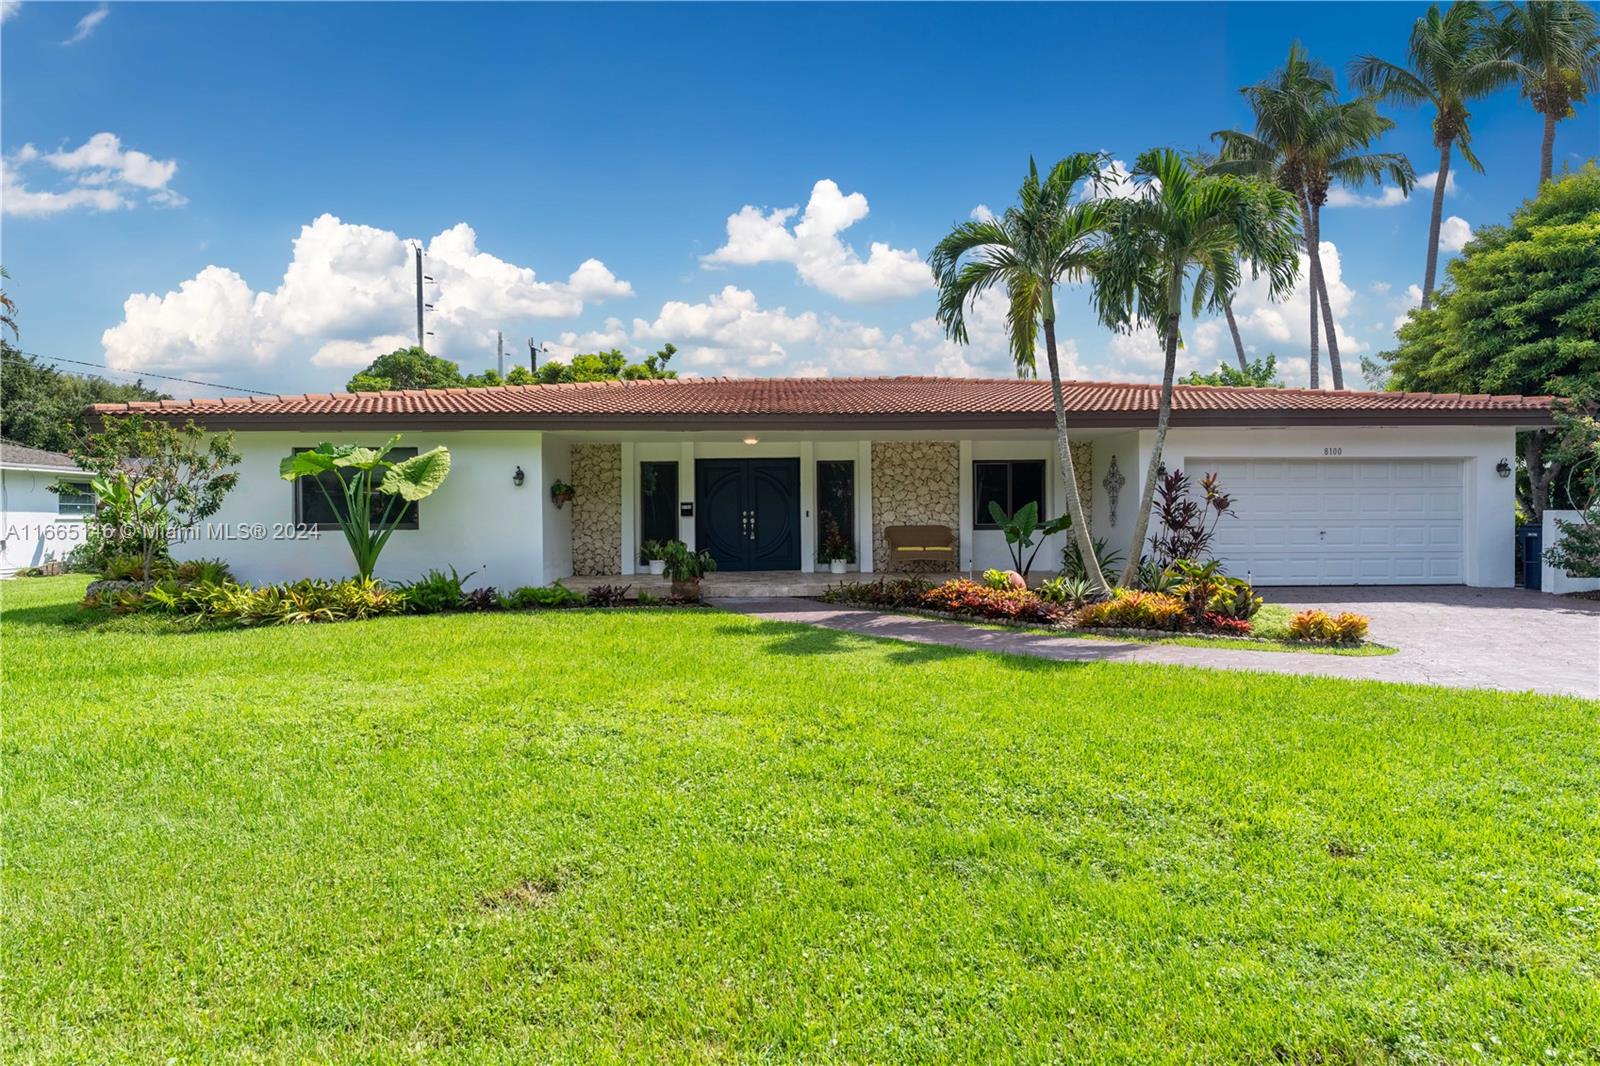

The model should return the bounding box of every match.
[1202,458,1466,585]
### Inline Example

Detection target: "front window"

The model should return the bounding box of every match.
[816,460,855,560]
[293,447,420,531]
[56,481,95,517]
[973,460,1045,528]
[640,461,679,547]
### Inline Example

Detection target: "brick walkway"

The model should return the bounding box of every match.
[716,587,1600,699]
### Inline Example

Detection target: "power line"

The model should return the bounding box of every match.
[13,350,276,396]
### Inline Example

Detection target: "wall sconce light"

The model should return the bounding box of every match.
[742,436,760,445]
[1496,458,1511,479]
[512,465,526,487]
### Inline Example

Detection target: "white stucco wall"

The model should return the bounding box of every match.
[1542,509,1600,595]
[541,437,573,585]
[173,430,547,590]
[1,468,92,576]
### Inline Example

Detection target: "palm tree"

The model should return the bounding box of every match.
[1096,149,1301,585]
[1495,0,1600,188]
[1350,3,1516,308]
[1189,153,1256,374]
[930,154,1114,594]
[1215,43,1413,389]
[0,266,16,342]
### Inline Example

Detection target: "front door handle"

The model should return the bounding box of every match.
[749,510,757,541]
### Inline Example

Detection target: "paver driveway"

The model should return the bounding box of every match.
[719,586,1600,698]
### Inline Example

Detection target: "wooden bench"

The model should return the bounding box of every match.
[883,524,956,571]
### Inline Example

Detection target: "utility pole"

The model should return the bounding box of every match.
[496,331,504,378]
[414,244,425,350]
[528,338,545,373]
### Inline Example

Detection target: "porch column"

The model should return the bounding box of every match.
[856,439,873,573]
[620,442,637,575]
[524,432,546,587]
[678,441,695,549]
[799,439,816,572]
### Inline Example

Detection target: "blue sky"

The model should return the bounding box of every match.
[3,1,1596,397]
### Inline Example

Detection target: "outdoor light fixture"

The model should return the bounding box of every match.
[1496,458,1511,479]
[512,465,526,487]
[743,436,760,445]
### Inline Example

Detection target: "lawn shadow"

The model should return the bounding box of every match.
[711,616,1121,671]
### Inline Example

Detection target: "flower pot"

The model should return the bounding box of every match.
[670,577,701,601]
[648,559,666,576]
[552,491,574,509]
[829,559,847,575]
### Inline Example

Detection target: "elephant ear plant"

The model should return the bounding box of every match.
[987,500,1069,579]
[278,435,451,580]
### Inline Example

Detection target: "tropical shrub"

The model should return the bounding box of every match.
[1169,558,1228,623]
[1076,589,1189,631]
[819,577,933,608]
[919,579,1066,625]
[1061,535,1123,584]
[461,587,501,612]
[278,435,451,580]
[659,539,717,582]
[1208,576,1262,621]
[132,577,406,625]
[499,584,585,609]
[1036,575,1094,608]
[586,584,632,607]
[1131,559,1182,594]
[173,557,233,585]
[1288,609,1370,644]
[987,500,1069,578]
[1146,469,1234,570]
[1200,612,1254,636]
[981,568,1025,590]
[398,567,475,614]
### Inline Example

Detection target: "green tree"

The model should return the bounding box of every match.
[346,347,467,392]
[1097,149,1301,584]
[1216,42,1414,389]
[278,435,451,580]
[530,344,678,384]
[1495,0,1600,188]
[67,414,242,579]
[0,347,170,453]
[929,154,1116,594]
[1180,355,1284,388]
[1350,3,1516,308]
[1379,163,1600,517]
[1,266,16,341]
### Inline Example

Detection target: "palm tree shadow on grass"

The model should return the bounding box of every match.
[712,619,1111,671]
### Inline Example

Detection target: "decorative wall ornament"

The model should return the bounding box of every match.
[1102,455,1126,527]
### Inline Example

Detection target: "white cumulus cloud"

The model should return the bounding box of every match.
[1438,214,1472,253]
[62,2,107,44]
[1325,169,1455,208]
[102,214,633,384]
[703,179,932,303]
[1,1,22,24]
[2,132,184,215]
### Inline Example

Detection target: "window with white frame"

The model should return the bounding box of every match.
[56,481,95,517]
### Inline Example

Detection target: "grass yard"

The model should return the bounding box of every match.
[4,575,1597,1062]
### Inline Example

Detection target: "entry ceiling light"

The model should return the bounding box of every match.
[743,436,760,445]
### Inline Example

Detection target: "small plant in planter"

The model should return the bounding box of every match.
[818,520,855,575]
[659,539,716,600]
[639,539,668,576]
[550,478,576,508]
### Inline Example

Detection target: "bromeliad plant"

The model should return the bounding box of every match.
[279,435,451,580]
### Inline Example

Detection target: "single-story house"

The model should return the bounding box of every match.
[0,440,94,576]
[89,376,1553,590]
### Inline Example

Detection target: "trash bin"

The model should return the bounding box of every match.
[1516,524,1542,591]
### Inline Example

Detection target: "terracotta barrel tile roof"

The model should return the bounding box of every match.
[87,375,1555,428]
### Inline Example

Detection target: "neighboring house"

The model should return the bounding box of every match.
[88,376,1553,589]
[0,440,93,576]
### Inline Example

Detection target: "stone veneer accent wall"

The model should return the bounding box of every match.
[872,441,960,571]
[570,443,621,576]
[1069,439,1094,531]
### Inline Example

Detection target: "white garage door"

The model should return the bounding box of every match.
[1198,459,1465,585]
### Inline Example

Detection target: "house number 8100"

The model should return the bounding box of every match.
[1323,447,1343,456]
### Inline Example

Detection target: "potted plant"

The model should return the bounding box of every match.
[818,519,854,575]
[550,478,576,508]
[640,539,667,576]
[659,538,716,600]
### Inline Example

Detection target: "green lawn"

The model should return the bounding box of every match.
[4,575,1597,1063]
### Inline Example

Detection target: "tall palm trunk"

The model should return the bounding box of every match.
[1298,190,1321,389]
[1043,316,1109,594]
[1310,204,1344,390]
[1422,144,1451,308]
[1118,271,1182,587]
[1223,300,1248,372]
[1539,109,1556,188]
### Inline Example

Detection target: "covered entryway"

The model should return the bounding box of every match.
[695,458,801,572]
[1202,458,1466,585]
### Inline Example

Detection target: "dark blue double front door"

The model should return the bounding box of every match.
[695,458,801,572]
